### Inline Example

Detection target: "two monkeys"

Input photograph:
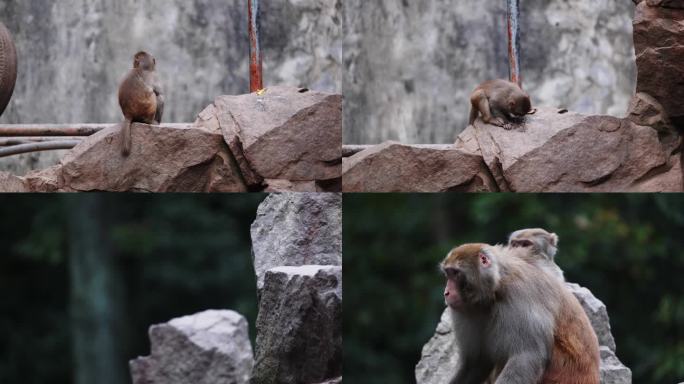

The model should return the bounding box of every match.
[441,228,600,384]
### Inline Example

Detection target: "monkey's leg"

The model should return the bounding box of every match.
[474,91,505,127]
[495,353,545,384]
[154,93,164,124]
[120,118,132,156]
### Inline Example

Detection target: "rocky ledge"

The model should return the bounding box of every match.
[0,86,341,193]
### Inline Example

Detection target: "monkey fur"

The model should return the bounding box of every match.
[441,243,600,384]
[508,228,564,280]
[118,51,164,156]
[469,79,535,130]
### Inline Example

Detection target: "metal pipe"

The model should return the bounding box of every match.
[0,140,81,158]
[0,137,84,146]
[0,123,194,137]
[0,124,107,137]
[507,0,521,87]
[248,0,264,92]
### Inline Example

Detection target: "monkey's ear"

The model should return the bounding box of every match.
[549,233,559,247]
[478,252,492,268]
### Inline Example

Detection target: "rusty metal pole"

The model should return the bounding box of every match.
[507,0,521,87]
[248,0,264,92]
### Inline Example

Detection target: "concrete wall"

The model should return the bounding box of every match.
[0,0,341,125]
[343,0,637,144]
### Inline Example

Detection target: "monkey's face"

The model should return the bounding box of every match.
[441,244,497,310]
[509,228,558,261]
[508,94,532,117]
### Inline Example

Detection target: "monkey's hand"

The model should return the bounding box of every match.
[527,108,538,115]
[485,117,506,127]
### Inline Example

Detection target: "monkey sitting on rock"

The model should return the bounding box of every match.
[440,241,600,384]
[118,51,164,156]
[469,79,536,130]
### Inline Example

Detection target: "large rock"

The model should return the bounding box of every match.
[214,86,342,186]
[343,108,682,192]
[415,282,632,384]
[22,124,247,192]
[130,310,253,384]
[467,107,680,192]
[250,193,342,293]
[252,265,342,384]
[633,1,684,128]
[342,142,497,192]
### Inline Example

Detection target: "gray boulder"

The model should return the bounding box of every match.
[250,193,342,294]
[252,265,342,384]
[415,282,632,384]
[130,310,253,384]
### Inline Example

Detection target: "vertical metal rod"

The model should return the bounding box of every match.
[507,0,521,87]
[248,0,264,92]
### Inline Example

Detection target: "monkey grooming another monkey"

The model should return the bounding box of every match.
[509,228,564,280]
[441,243,600,384]
[469,79,535,130]
[118,51,164,156]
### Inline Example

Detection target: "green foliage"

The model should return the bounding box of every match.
[0,194,265,384]
[343,194,684,384]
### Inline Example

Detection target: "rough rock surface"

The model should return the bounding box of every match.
[22,124,247,192]
[342,142,496,192]
[250,193,342,293]
[214,86,342,185]
[633,1,684,128]
[0,171,27,192]
[627,92,674,133]
[252,265,342,384]
[343,107,682,192]
[469,107,680,192]
[344,0,636,144]
[415,282,632,384]
[130,310,253,384]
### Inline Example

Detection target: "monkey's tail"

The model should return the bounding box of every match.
[468,106,478,126]
[121,119,132,156]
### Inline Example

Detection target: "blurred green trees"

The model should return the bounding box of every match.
[0,194,264,384]
[343,194,684,384]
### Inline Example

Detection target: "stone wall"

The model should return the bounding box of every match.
[343,0,637,144]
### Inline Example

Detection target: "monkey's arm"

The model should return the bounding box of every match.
[471,89,505,127]
[450,357,494,384]
[153,83,164,124]
[495,351,546,384]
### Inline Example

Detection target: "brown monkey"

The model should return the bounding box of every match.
[469,79,535,129]
[118,51,164,156]
[441,243,599,384]
[508,228,564,280]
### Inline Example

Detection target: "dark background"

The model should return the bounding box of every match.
[343,194,684,383]
[0,194,265,384]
